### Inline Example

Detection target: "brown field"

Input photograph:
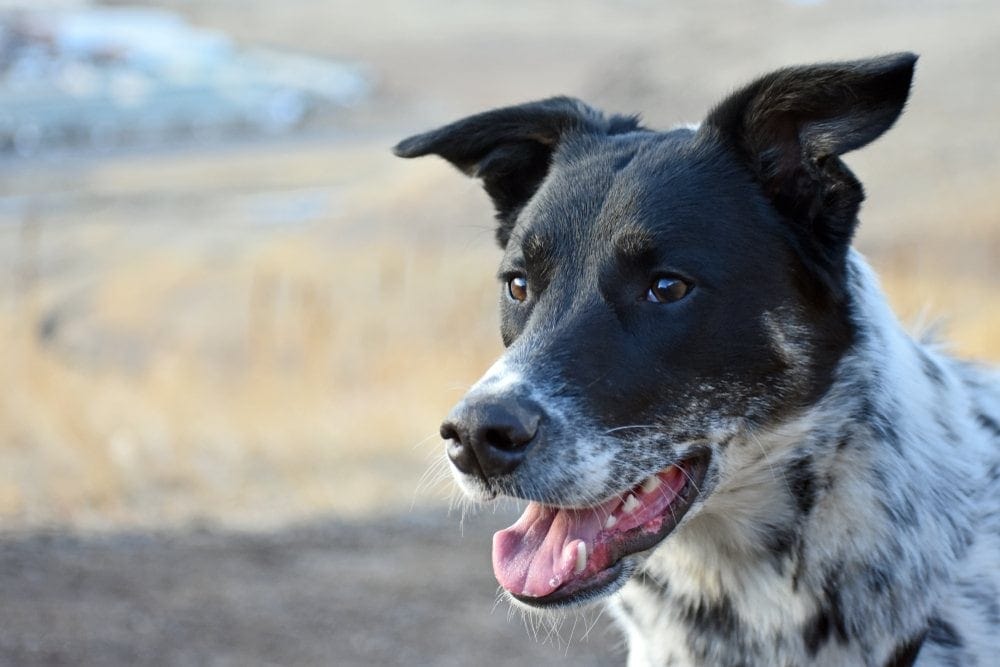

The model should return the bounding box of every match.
[1,0,997,530]
[0,1,996,664]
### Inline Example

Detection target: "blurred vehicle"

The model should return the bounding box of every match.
[0,5,370,156]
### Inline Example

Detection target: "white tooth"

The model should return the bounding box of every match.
[574,542,587,574]
[623,494,640,514]
[641,476,661,494]
[604,514,618,529]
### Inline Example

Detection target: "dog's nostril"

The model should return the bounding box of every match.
[441,419,483,478]
[484,428,507,450]
[483,424,534,452]
[440,422,460,442]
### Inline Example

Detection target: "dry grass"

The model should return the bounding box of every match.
[0,149,506,528]
[0,0,997,530]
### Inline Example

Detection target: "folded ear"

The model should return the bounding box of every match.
[394,97,640,247]
[702,53,917,288]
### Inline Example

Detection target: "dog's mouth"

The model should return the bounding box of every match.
[492,450,710,608]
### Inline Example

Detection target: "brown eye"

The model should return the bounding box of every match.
[646,276,690,304]
[507,276,528,302]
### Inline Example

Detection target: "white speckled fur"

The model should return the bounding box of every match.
[607,252,1000,666]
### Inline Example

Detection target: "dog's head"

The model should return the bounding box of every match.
[395,54,915,608]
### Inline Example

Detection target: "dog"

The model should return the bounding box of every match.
[394,53,1000,666]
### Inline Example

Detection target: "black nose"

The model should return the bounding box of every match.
[440,396,541,479]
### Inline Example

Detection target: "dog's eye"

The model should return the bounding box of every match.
[507,276,528,302]
[646,276,690,304]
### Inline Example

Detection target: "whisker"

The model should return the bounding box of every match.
[410,430,443,450]
[581,604,608,641]
[604,424,660,435]
[411,458,453,509]
[673,462,703,497]
[492,587,507,615]
[744,422,781,487]
[564,614,580,655]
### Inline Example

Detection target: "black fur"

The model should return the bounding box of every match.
[703,53,915,297]
[926,617,963,649]
[803,573,851,656]
[394,97,643,246]
[976,411,1000,438]
[884,630,926,667]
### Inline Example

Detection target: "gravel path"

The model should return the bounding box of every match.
[0,511,623,666]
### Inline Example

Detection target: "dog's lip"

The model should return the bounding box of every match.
[510,559,631,609]
[493,450,711,607]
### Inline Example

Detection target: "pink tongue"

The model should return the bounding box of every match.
[492,495,620,598]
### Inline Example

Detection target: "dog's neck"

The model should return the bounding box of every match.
[611,252,981,666]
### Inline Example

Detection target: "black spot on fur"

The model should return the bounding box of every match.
[916,346,946,387]
[765,525,797,564]
[791,538,808,593]
[934,412,960,447]
[879,495,919,529]
[883,629,926,667]
[803,575,849,656]
[786,455,817,515]
[987,461,1000,484]
[859,396,902,453]
[976,411,1000,439]
[765,461,821,568]
[864,564,892,596]
[926,617,963,649]
[678,594,742,640]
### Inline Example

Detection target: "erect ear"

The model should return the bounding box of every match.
[702,53,917,288]
[394,96,641,247]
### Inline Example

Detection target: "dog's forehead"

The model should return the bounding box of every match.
[551,127,700,200]
[509,127,765,262]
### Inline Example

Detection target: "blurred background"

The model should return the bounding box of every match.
[0,0,996,665]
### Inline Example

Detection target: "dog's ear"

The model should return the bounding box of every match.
[702,53,917,288]
[394,97,639,247]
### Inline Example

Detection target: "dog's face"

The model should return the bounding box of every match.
[395,54,915,608]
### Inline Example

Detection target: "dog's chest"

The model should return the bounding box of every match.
[610,558,815,666]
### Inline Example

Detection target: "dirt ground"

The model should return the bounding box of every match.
[0,510,622,666]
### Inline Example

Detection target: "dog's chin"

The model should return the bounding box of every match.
[487,449,712,611]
